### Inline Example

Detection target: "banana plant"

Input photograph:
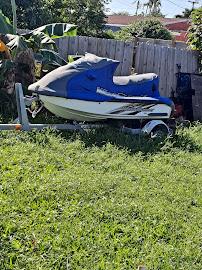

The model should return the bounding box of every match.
[0,9,77,93]
[0,18,77,61]
[0,10,14,34]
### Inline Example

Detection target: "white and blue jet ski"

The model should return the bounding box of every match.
[28,53,174,122]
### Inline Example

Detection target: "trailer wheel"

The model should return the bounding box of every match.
[150,124,169,139]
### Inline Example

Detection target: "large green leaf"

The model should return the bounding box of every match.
[40,49,67,66]
[34,49,68,75]
[0,10,14,34]
[23,30,56,51]
[5,34,28,57]
[33,23,77,39]
[31,31,55,47]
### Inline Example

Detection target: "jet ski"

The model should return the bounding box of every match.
[28,53,174,122]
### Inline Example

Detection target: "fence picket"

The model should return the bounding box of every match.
[147,44,155,72]
[78,36,89,55]
[135,44,140,73]
[169,48,176,93]
[153,45,159,74]
[121,42,135,75]
[159,46,166,94]
[114,40,125,75]
[109,39,117,60]
[87,37,98,55]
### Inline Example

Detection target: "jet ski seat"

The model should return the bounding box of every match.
[113,73,158,86]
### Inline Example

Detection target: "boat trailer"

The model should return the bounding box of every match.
[0,83,171,136]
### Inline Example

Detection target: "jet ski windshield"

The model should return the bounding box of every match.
[29,53,162,102]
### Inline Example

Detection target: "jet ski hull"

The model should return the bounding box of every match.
[39,95,172,122]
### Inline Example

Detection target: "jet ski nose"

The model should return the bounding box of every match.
[28,82,40,93]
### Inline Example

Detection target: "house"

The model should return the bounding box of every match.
[106,15,190,42]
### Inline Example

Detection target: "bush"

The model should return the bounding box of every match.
[188,8,202,72]
[114,18,173,41]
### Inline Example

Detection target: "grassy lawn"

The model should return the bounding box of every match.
[0,125,202,270]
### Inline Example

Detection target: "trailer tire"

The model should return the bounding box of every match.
[150,124,169,139]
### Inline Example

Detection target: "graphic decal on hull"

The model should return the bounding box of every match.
[110,104,155,115]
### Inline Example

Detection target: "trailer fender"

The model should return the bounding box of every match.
[141,120,170,135]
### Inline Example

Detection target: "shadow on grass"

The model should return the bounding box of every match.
[59,126,202,155]
[28,109,202,155]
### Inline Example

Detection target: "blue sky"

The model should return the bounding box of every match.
[106,0,202,18]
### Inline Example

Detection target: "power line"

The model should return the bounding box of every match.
[115,0,135,9]
[113,0,185,12]
[116,0,185,10]
[163,0,185,9]
[112,0,146,14]
[109,0,201,16]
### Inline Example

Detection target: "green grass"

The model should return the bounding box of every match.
[0,125,202,270]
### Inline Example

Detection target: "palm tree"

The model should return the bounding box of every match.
[153,0,161,13]
[144,0,161,15]
[133,0,141,15]
[143,1,152,15]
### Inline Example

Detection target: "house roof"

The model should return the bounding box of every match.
[106,15,190,32]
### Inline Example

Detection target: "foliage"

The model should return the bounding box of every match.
[0,10,14,34]
[0,0,110,37]
[0,0,51,29]
[58,0,110,36]
[114,18,172,41]
[188,7,202,51]
[112,11,130,16]
[100,29,116,39]
[148,11,165,17]
[0,59,15,94]
[0,38,15,94]
[0,124,202,269]
[5,34,29,58]
[34,23,77,39]
[143,0,164,17]
[188,8,202,72]
[175,8,194,18]
[38,49,68,73]
[0,60,14,82]
[0,9,77,94]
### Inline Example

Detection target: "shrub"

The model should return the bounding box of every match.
[114,18,172,41]
[188,8,202,73]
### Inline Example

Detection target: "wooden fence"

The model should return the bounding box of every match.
[134,37,188,49]
[55,35,199,98]
[55,36,135,76]
[135,42,199,96]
